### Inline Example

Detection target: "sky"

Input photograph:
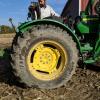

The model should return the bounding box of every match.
[0,0,67,26]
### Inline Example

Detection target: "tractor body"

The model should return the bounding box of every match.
[17,0,100,65]
[0,0,99,89]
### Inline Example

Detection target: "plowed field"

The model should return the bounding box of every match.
[0,34,99,100]
[0,58,99,100]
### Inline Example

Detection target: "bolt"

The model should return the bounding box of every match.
[49,58,51,60]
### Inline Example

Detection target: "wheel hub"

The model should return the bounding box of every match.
[33,46,60,73]
[27,40,67,81]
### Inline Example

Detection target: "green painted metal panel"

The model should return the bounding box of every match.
[76,15,99,34]
[76,22,89,33]
[81,43,93,52]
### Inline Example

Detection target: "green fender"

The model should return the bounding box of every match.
[17,19,82,53]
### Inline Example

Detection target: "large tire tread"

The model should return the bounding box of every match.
[11,24,79,89]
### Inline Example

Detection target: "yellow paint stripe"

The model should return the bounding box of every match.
[82,18,99,21]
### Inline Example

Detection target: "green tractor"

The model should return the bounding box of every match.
[1,0,100,89]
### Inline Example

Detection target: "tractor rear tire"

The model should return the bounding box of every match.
[11,25,79,89]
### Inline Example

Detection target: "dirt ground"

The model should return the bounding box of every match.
[0,55,100,100]
[0,34,15,48]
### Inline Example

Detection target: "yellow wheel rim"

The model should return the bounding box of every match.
[27,40,68,81]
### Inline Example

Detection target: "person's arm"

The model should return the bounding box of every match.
[49,6,60,17]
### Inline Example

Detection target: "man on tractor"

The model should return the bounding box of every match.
[28,0,59,20]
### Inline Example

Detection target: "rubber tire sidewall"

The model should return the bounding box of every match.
[12,25,78,89]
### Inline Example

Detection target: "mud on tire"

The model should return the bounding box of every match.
[11,25,79,89]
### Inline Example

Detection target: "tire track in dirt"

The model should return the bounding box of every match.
[0,57,99,100]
